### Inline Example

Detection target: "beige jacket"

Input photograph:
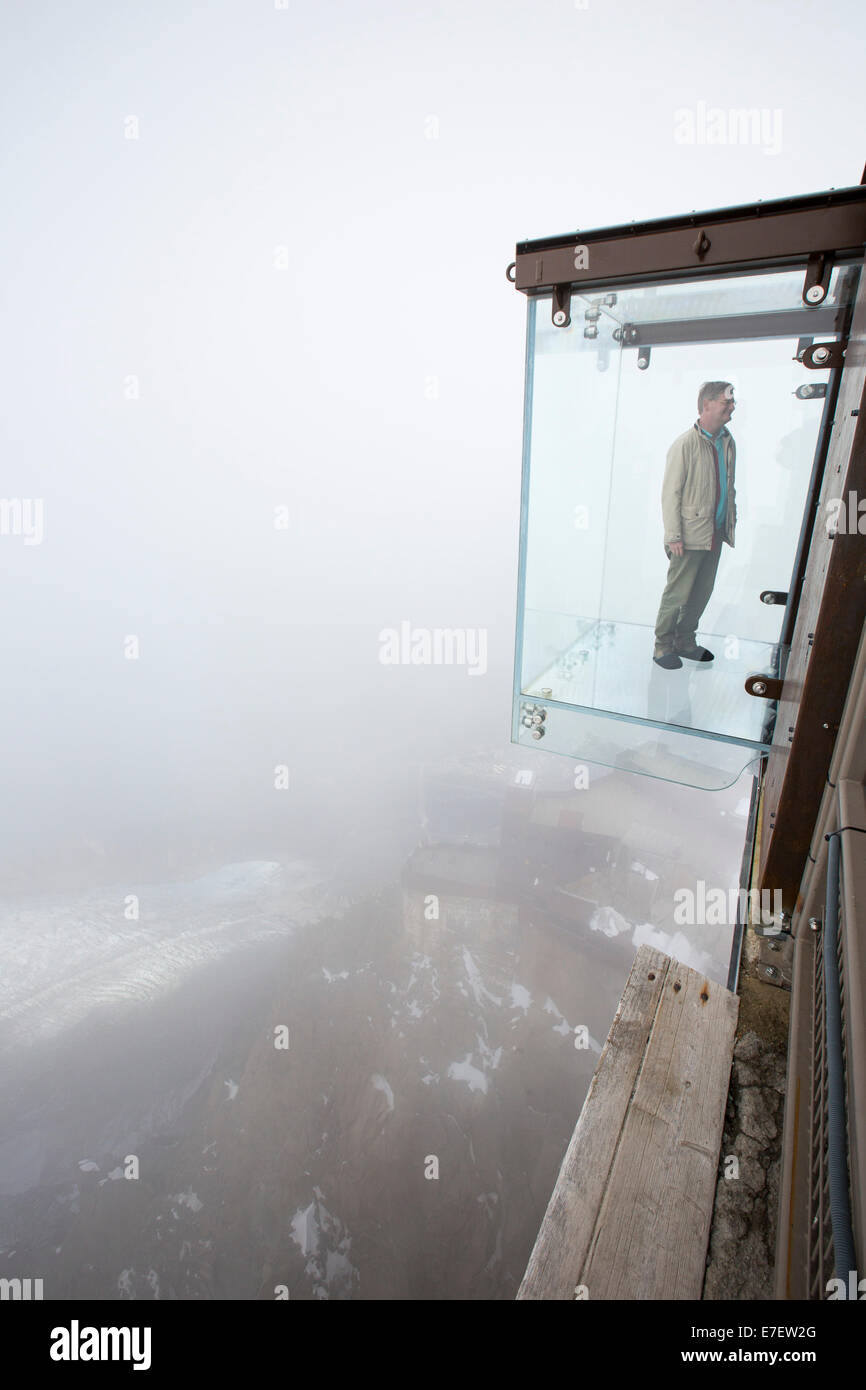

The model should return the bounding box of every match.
[661,422,737,550]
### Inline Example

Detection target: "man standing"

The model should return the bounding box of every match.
[652,381,737,669]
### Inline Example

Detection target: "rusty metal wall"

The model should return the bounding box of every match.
[775,622,866,1298]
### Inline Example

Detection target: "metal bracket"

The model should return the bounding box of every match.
[520,702,547,739]
[552,284,571,328]
[760,590,788,606]
[745,673,783,700]
[802,252,833,306]
[757,931,794,989]
[801,340,844,370]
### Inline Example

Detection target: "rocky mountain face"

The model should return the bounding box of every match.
[0,756,749,1300]
[2,874,617,1300]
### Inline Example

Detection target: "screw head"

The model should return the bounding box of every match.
[553,310,567,327]
[809,917,821,932]
[752,680,767,695]
[806,284,825,304]
[812,346,830,364]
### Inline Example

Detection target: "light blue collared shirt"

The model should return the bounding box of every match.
[699,425,728,530]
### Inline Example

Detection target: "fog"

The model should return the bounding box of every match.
[1,0,864,1299]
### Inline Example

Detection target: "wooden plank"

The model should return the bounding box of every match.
[580,958,738,1299]
[518,944,738,1300]
[517,945,671,1299]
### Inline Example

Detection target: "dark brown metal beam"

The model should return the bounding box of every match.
[758,259,866,908]
[615,305,844,348]
[513,186,866,296]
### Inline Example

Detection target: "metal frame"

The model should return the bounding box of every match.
[780,366,843,651]
[726,766,763,994]
[511,186,866,297]
[611,305,845,349]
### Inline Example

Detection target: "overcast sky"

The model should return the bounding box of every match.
[1,0,863,880]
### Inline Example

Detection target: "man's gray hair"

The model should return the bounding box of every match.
[698,381,734,411]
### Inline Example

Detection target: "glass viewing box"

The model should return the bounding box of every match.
[508,188,866,789]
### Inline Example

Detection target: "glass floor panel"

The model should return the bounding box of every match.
[514,701,764,791]
[521,614,777,745]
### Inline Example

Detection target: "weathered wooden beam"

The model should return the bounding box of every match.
[518,944,738,1300]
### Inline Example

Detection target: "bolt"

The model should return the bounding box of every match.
[752,680,767,695]
[764,964,779,979]
[812,346,831,365]
[806,284,825,304]
[553,310,567,327]
[809,917,821,932]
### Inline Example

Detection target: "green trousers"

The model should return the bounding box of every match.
[653,543,722,658]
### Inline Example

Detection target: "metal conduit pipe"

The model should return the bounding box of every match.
[823,829,857,1285]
